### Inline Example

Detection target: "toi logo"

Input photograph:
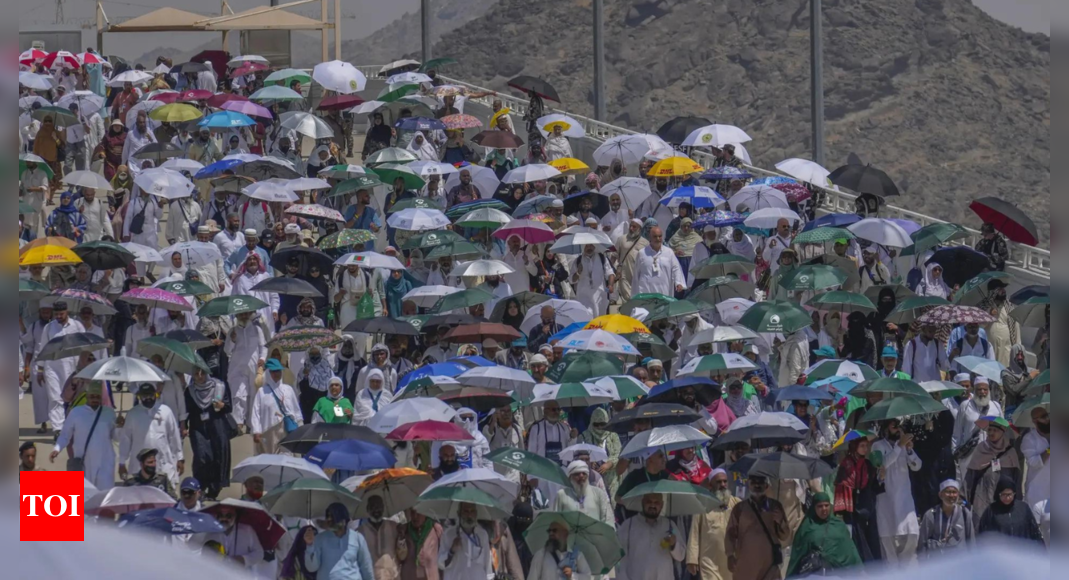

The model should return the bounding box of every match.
[20,471,86,542]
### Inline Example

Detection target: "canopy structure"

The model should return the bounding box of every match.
[97,0,341,61]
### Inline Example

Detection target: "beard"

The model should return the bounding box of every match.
[974,396,991,407]
[714,489,732,506]
[1037,422,1050,435]
[440,460,459,474]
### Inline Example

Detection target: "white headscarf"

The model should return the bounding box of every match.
[308,145,332,169]
[407,131,439,162]
[919,262,951,299]
[728,230,756,261]
[456,407,479,436]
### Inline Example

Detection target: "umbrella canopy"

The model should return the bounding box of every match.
[848,218,913,248]
[728,452,836,480]
[387,208,449,231]
[19,245,82,268]
[807,291,877,314]
[444,323,523,344]
[424,467,520,505]
[457,366,536,393]
[656,116,713,144]
[134,168,195,200]
[954,271,1012,307]
[584,314,650,334]
[792,226,856,246]
[75,356,168,383]
[883,296,950,325]
[117,507,224,536]
[313,60,367,93]
[454,259,515,278]
[712,412,809,451]
[249,277,324,298]
[486,448,570,487]
[775,158,833,186]
[689,255,757,279]
[1024,369,1049,397]
[684,325,759,347]
[264,68,311,86]
[44,289,116,316]
[86,486,175,518]
[590,376,651,401]
[970,197,1039,246]
[925,246,990,288]
[62,170,114,191]
[37,333,110,362]
[682,124,752,148]
[547,351,625,384]
[121,287,192,312]
[368,399,458,434]
[306,439,396,472]
[430,288,494,314]
[1011,296,1049,327]
[260,478,362,520]
[1011,393,1049,429]
[649,156,705,178]
[343,317,420,336]
[659,185,725,209]
[524,512,625,575]
[677,353,757,377]
[901,222,969,256]
[744,207,802,229]
[775,385,835,403]
[519,299,593,335]
[280,111,335,139]
[492,219,556,244]
[599,177,654,212]
[620,480,721,516]
[350,468,432,517]
[556,329,640,357]
[19,279,51,300]
[279,423,390,456]
[738,300,811,334]
[607,403,701,434]
[774,264,847,292]
[135,337,209,375]
[489,291,552,323]
[852,377,930,398]
[919,381,968,400]
[454,207,512,229]
[199,499,286,550]
[231,455,329,491]
[804,359,880,385]
[916,305,996,326]
[437,388,512,413]
[859,395,947,423]
[550,229,615,255]
[401,285,461,309]
[507,75,560,101]
[621,424,711,459]
[502,164,562,184]
[526,382,616,408]
[729,185,790,212]
[829,164,900,198]
[197,295,268,318]
[268,326,343,353]
[148,103,202,123]
[334,251,406,271]
[954,356,1008,381]
[153,281,214,299]
[416,487,511,521]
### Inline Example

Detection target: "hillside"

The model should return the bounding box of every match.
[434,0,1050,243]
[342,0,498,64]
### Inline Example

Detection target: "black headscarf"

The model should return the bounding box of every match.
[367,113,393,147]
[977,475,1045,545]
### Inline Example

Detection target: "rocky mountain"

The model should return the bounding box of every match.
[434,0,1050,243]
[341,0,499,65]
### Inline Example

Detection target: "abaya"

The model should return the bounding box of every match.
[977,476,1045,546]
[184,377,233,499]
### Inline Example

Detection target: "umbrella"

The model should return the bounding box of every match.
[547,351,625,384]
[264,68,311,86]
[135,337,209,375]
[607,403,700,434]
[117,507,225,536]
[807,291,877,314]
[419,57,458,72]
[518,299,592,335]
[538,113,587,138]
[429,288,494,314]
[599,177,654,212]
[350,468,432,517]
[86,486,175,517]
[343,317,420,335]
[198,111,256,128]
[775,158,833,186]
[649,156,705,178]
[422,240,489,261]
[231,455,329,491]
[1011,393,1049,429]
[454,260,515,278]
[953,356,1007,381]
[919,381,967,400]
[792,227,856,246]
[924,246,990,288]
[75,356,167,383]
[312,60,366,93]
[524,512,625,575]
[902,222,970,257]
[159,158,205,173]
[684,326,759,348]
[260,478,362,519]
[454,207,512,229]
[677,353,756,377]
[19,153,55,179]
[507,75,560,101]
[829,164,900,198]
[43,289,116,316]
[744,208,802,229]
[728,452,836,480]
[416,487,511,521]
[621,480,721,516]
[848,218,913,248]
[306,439,396,472]
[424,467,519,506]
[621,425,711,459]
[148,103,202,123]
[130,142,187,164]
[61,169,114,192]
[775,385,835,403]
[1010,285,1048,305]
[280,111,334,139]
[196,295,268,318]
[970,197,1039,246]
[656,116,713,144]
[659,186,725,209]
[738,300,811,334]
[441,114,483,130]
[689,255,757,279]
[133,168,195,200]
[162,329,214,350]
[701,166,753,181]
[712,412,809,450]
[590,376,651,401]
[682,124,752,147]
[619,294,676,317]
[121,287,192,312]
[954,271,1012,307]
[32,106,79,129]
[118,242,163,264]
[369,399,458,434]
[550,229,614,255]
[249,277,323,298]
[457,366,536,393]
[526,382,616,408]
[859,395,948,423]
[492,219,556,244]
[729,185,790,212]
[584,314,649,334]
[559,444,611,464]
[502,164,562,184]
[19,280,51,300]
[852,377,929,398]
[72,241,134,271]
[444,198,511,219]
[268,327,343,353]
[319,229,378,251]
[395,116,446,133]
[594,133,673,165]
[401,286,462,310]
[19,71,56,90]
[279,423,390,455]
[774,265,847,292]
[1011,296,1049,327]
[469,129,524,150]
[249,86,305,102]
[242,181,299,204]
[1024,370,1049,397]
[803,360,880,385]
[445,323,523,344]
[556,329,640,357]
[170,61,210,74]
[917,305,996,326]
[407,160,459,180]
[37,333,110,362]
[316,94,364,111]
[284,204,344,222]
[199,499,286,550]
[486,448,570,487]
[438,388,513,413]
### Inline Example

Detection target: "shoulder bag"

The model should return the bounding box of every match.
[67,406,104,472]
[750,499,784,568]
[268,386,300,434]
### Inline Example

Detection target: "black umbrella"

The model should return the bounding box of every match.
[507,75,560,102]
[170,62,211,74]
[37,333,109,361]
[269,247,335,277]
[131,142,187,164]
[279,424,391,455]
[472,131,525,150]
[1011,285,1049,306]
[656,116,713,145]
[969,197,1040,246]
[423,314,487,334]
[489,291,552,323]
[236,160,302,181]
[711,416,807,451]
[828,164,900,198]
[439,387,514,414]
[726,452,835,480]
[250,277,324,298]
[607,403,701,435]
[562,191,610,219]
[163,329,214,350]
[344,318,419,336]
[925,247,990,288]
[73,241,135,271]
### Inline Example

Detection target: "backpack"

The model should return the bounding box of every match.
[954,336,990,359]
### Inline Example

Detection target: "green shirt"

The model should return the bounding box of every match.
[312,396,354,424]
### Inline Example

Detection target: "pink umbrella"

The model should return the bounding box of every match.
[120,287,193,312]
[230,63,269,78]
[771,181,813,204]
[148,92,180,104]
[385,420,475,442]
[86,486,175,518]
[492,219,556,244]
[285,204,345,222]
[206,93,248,109]
[221,100,273,119]
[178,89,213,102]
[917,305,997,326]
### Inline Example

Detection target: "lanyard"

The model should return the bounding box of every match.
[370,390,383,412]
[463,529,480,549]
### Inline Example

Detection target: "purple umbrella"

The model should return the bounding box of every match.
[887,218,921,235]
[220,99,273,119]
[120,287,193,312]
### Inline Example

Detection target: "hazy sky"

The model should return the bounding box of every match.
[20,0,1049,57]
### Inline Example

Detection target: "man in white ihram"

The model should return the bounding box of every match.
[38,301,85,434]
[50,383,117,491]
[631,227,685,298]
[118,384,185,485]
[438,502,492,580]
[616,493,685,580]
[225,310,268,430]
[872,420,922,567]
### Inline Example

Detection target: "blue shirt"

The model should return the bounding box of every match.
[306,529,375,580]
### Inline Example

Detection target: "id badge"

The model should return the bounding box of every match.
[200,412,210,421]
[334,405,345,418]
[991,459,1001,473]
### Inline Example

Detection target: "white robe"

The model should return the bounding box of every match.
[165,198,202,244]
[901,336,949,383]
[872,439,922,538]
[545,135,573,161]
[631,246,685,297]
[123,196,163,250]
[224,323,268,425]
[124,321,153,361]
[21,319,50,425]
[616,517,686,580]
[492,248,531,296]
[438,526,492,580]
[570,254,614,318]
[351,387,394,427]
[74,197,113,242]
[54,404,118,491]
[121,126,157,166]
[203,524,267,578]
[529,548,591,580]
[1020,429,1050,497]
[249,382,303,436]
[40,319,87,431]
[212,230,246,263]
[118,402,184,483]
[158,372,189,422]
[952,398,1002,450]
[231,272,280,338]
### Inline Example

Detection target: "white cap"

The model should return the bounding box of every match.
[974,376,990,385]
[530,354,549,366]
[940,479,960,493]
[704,225,718,234]
[284,223,300,235]
[585,217,598,226]
[550,199,564,209]
[954,373,971,383]
[244,229,259,238]
[566,460,589,476]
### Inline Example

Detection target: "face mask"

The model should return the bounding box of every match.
[1037,422,1050,435]
[310,355,322,364]
[118,173,128,180]
[246,489,264,501]
[140,397,156,408]
[143,465,157,478]
[280,145,290,153]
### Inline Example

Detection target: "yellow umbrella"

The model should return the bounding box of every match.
[543,119,574,133]
[649,156,704,178]
[19,236,77,256]
[19,245,83,267]
[585,314,650,335]
[548,157,590,175]
[490,107,512,129]
[149,103,204,123]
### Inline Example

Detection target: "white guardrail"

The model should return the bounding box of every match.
[348,66,1050,283]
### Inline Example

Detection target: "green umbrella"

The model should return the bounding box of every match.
[690,276,756,304]
[365,147,419,168]
[792,227,855,246]
[387,197,439,214]
[858,395,947,423]
[954,271,1011,307]
[318,165,380,180]
[422,240,489,260]
[851,377,929,398]
[775,264,847,292]
[1024,369,1049,397]
[587,376,650,400]
[18,200,37,215]
[318,229,377,250]
[621,332,675,361]
[804,360,880,385]
[486,448,569,486]
[375,163,427,190]
[645,298,715,323]
[378,82,420,103]
[401,229,464,251]
[20,279,51,300]
[862,284,916,304]
[328,176,384,197]
[264,68,312,87]
[136,336,209,375]
[261,478,361,519]
[975,416,1016,435]
[155,280,214,297]
[620,480,720,516]
[524,511,625,575]
[689,254,757,279]
[489,291,552,323]
[420,57,458,72]
[548,351,624,384]
[525,382,616,408]
[679,354,756,376]
[1011,393,1049,428]
[430,288,494,314]
[33,106,79,128]
[806,291,877,314]
[1010,296,1049,327]
[454,208,512,229]
[444,200,511,220]
[884,296,951,325]
[620,293,677,317]
[197,295,268,317]
[901,223,969,257]
[416,487,510,521]
[738,300,811,334]
[19,153,55,179]
[73,241,136,271]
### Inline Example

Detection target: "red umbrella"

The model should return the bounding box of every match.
[206,93,248,109]
[444,322,523,344]
[385,420,475,442]
[178,89,213,102]
[42,51,80,70]
[230,63,269,78]
[19,48,47,65]
[200,499,286,550]
[771,181,813,204]
[191,50,230,79]
[969,197,1040,247]
[317,95,365,111]
[78,52,106,66]
[148,92,180,104]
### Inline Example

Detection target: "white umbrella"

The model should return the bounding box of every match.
[594,133,672,166]
[120,242,163,264]
[848,218,913,248]
[528,383,616,407]
[280,111,335,139]
[559,444,610,464]
[408,160,459,178]
[402,285,462,309]
[85,486,178,517]
[348,100,386,115]
[455,208,513,228]
[520,299,593,335]
[454,259,516,278]
[380,59,421,74]
[715,298,755,325]
[19,95,52,111]
[125,100,164,128]
[313,60,367,94]
[368,398,458,434]
[549,229,614,255]
[556,329,640,356]
[681,124,752,148]
[159,158,205,173]
[134,168,195,200]
[621,425,711,459]
[457,366,535,393]
[677,353,757,377]
[232,455,329,491]
[589,376,651,400]
[444,165,500,199]
[685,325,759,347]
[19,72,55,91]
[75,356,168,383]
[660,186,725,209]
[284,177,333,191]
[744,208,802,229]
[62,170,114,192]
[157,242,222,269]
[537,114,586,138]
[387,71,432,85]
[775,158,832,187]
[387,208,451,231]
[599,177,653,212]
[502,164,562,185]
[228,54,269,66]
[335,251,407,271]
[318,164,369,178]
[243,181,299,203]
[729,185,790,212]
[56,91,106,116]
[423,467,519,505]
[108,70,153,87]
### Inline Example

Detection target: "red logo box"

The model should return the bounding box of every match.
[20,471,86,542]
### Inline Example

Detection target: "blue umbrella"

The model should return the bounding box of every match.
[198,111,257,128]
[775,385,835,403]
[194,158,243,180]
[750,177,796,187]
[451,355,498,368]
[659,186,725,209]
[693,210,745,229]
[398,361,470,390]
[514,195,558,218]
[809,376,859,395]
[395,116,447,133]
[117,507,225,535]
[802,213,861,232]
[306,439,396,472]
[549,321,591,344]
[648,376,720,399]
